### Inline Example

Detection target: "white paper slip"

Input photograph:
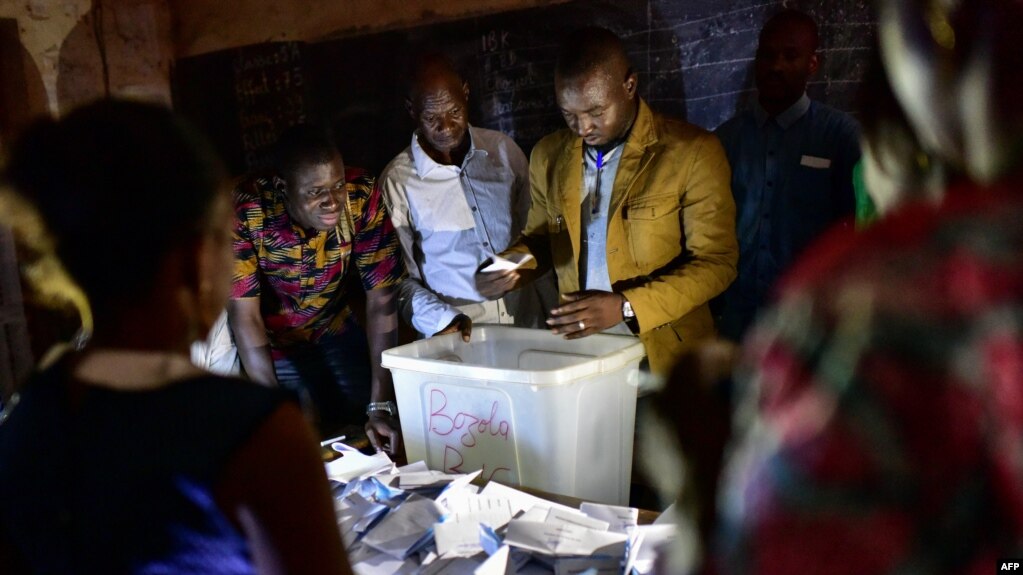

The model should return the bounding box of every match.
[435,470,484,507]
[546,507,610,532]
[337,492,389,535]
[579,502,638,534]
[503,519,628,557]
[397,461,431,473]
[445,494,513,526]
[362,494,445,559]
[480,481,582,517]
[623,524,677,575]
[474,545,510,575]
[325,443,394,482]
[373,461,430,488]
[348,542,420,575]
[479,253,534,273]
[800,154,831,169]
[399,470,468,489]
[653,502,678,525]
[434,521,486,558]
[516,507,550,523]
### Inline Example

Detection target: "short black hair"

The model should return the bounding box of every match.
[272,123,341,184]
[762,9,820,51]
[555,27,631,82]
[5,99,224,309]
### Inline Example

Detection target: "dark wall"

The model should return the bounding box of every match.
[172,0,874,176]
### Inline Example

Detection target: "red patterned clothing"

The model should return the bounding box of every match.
[231,167,404,356]
[718,182,1023,574]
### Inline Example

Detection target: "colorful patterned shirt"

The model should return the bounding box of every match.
[717,182,1023,574]
[231,168,404,352]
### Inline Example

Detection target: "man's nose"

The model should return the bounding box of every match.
[321,189,341,210]
[437,116,456,135]
[575,116,594,137]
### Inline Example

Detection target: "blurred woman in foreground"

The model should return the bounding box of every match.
[0,100,350,574]
[653,1,1023,573]
[716,1,1023,572]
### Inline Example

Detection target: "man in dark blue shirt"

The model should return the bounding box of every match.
[714,9,860,342]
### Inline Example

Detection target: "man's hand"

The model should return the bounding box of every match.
[435,314,472,342]
[475,269,520,299]
[365,413,402,456]
[547,290,625,339]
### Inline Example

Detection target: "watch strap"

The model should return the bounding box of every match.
[366,401,397,417]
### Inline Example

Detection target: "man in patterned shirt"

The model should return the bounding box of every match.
[228,124,405,453]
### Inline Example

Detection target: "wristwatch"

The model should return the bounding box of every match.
[622,298,636,319]
[622,297,638,333]
[366,401,398,417]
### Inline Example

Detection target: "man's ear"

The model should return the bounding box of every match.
[624,71,638,99]
[808,53,820,77]
[405,98,415,120]
[462,81,470,102]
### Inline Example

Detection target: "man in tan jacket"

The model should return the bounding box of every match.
[477,27,737,376]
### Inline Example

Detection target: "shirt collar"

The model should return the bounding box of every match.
[755,93,811,129]
[410,126,483,179]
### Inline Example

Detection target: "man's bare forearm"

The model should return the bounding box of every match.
[364,286,398,403]
[227,298,278,386]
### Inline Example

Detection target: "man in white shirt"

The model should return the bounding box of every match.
[380,53,554,340]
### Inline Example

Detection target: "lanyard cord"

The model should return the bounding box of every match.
[587,144,621,215]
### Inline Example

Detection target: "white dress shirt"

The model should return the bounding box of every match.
[380,126,554,336]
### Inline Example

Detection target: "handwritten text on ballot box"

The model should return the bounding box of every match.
[381,326,645,505]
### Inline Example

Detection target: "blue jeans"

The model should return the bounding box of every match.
[273,329,371,436]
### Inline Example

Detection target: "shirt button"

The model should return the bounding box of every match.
[483,241,489,247]
[471,206,478,212]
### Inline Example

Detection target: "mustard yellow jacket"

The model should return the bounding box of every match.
[506,100,737,375]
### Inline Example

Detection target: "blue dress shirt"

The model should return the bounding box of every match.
[580,144,632,336]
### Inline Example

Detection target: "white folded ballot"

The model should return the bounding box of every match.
[325,442,677,575]
[479,253,534,273]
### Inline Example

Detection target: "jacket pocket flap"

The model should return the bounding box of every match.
[626,201,679,221]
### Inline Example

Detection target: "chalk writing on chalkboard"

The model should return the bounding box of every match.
[174,0,872,175]
[426,385,516,484]
[475,26,559,151]
[233,42,307,170]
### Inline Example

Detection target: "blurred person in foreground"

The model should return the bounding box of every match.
[0,100,350,574]
[649,1,1023,573]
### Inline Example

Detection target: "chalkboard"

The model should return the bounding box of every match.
[233,42,308,169]
[173,0,873,176]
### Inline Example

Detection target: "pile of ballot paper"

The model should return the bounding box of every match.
[325,442,678,575]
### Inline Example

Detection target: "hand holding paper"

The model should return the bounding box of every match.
[475,254,536,299]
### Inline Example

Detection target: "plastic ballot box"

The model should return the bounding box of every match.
[381,326,645,505]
